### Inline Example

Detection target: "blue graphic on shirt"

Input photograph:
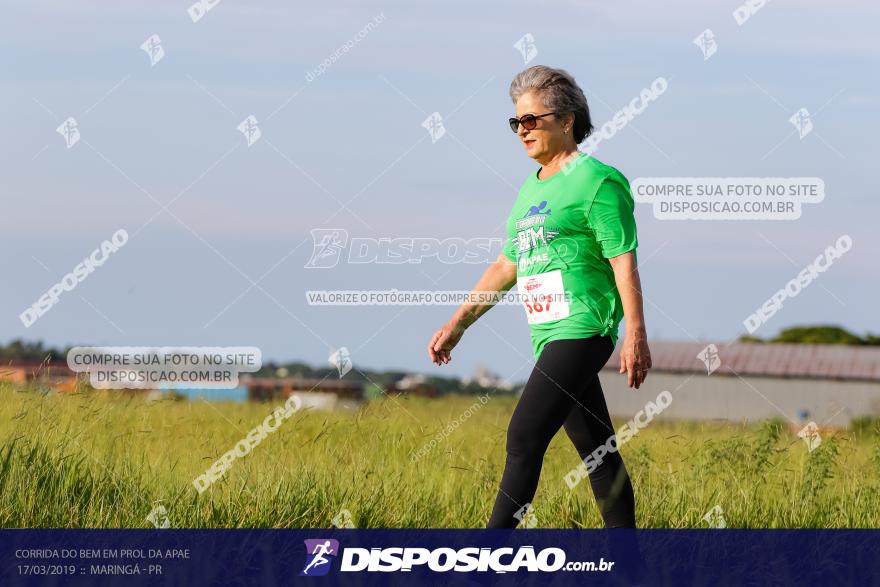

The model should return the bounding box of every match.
[524,201,551,217]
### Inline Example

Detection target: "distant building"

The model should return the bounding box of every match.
[463,365,514,391]
[599,342,880,426]
[386,374,439,398]
[243,376,364,410]
[395,373,427,389]
[0,361,78,392]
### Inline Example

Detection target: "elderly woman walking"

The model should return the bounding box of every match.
[427,65,652,528]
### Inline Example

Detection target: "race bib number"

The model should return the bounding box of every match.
[517,269,570,325]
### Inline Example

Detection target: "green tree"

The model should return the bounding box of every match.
[739,325,880,346]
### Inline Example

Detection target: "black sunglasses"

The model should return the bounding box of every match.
[508,112,556,133]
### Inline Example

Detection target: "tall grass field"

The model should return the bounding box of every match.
[1,384,879,528]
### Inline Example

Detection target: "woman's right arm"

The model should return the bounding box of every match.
[427,253,517,365]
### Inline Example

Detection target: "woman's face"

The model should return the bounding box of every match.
[514,91,569,161]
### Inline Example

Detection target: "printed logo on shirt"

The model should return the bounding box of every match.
[513,200,559,254]
[524,200,552,217]
[516,214,545,230]
[513,225,561,254]
[518,251,549,271]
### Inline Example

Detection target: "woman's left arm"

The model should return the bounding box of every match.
[608,251,652,389]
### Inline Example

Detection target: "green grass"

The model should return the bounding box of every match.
[1,384,878,528]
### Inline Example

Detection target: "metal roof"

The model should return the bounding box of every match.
[604,342,880,382]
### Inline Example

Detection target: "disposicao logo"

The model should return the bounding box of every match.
[300,539,339,576]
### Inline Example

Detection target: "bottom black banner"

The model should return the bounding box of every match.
[1,529,877,586]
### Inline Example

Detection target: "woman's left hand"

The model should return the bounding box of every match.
[619,329,652,389]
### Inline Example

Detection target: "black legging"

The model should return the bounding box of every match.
[487,335,636,528]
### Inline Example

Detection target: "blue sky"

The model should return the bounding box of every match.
[1,0,877,381]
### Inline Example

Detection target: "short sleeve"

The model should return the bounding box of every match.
[586,171,638,258]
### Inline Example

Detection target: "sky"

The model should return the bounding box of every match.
[1,0,878,382]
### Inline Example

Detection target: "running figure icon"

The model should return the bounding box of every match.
[301,540,337,576]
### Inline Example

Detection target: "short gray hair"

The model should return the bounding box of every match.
[509,65,593,143]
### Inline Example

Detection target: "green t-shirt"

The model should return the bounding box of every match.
[503,153,638,360]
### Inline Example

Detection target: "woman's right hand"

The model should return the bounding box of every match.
[427,254,515,366]
[427,320,466,365]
